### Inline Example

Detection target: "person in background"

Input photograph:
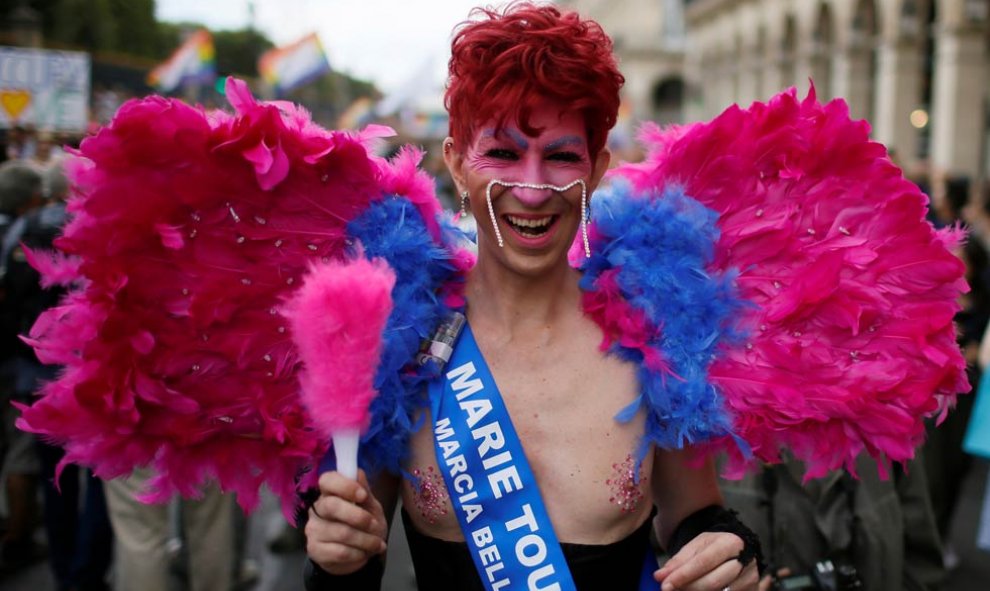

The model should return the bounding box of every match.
[104,472,237,591]
[924,209,990,544]
[926,171,969,229]
[0,160,47,570]
[28,130,62,171]
[12,161,116,591]
[3,126,36,162]
[720,453,945,591]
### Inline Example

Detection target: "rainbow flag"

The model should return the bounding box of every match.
[337,97,376,130]
[258,33,331,95]
[147,29,216,92]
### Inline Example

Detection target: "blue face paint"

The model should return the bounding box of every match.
[543,135,585,153]
[504,128,530,150]
[477,127,531,150]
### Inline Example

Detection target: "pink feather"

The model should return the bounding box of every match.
[283,258,395,437]
[612,86,969,477]
[13,78,453,518]
[22,246,82,288]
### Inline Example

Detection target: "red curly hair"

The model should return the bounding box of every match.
[445,2,624,157]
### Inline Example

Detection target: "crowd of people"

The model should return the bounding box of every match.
[0,125,117,591]
[0,126,272,591]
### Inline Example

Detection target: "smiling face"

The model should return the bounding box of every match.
[445,102,610,278]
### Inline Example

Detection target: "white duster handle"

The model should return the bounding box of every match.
[332,428,361,480]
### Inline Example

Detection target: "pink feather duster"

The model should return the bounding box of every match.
[283,257,395,478]
[611,87,969,478]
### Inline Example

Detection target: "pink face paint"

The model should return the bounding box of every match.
[464,105,592,190]
[605,454,647,513]
[462,105,596,257]
[411,466,450,524]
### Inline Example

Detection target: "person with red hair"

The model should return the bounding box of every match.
[305,4,761,590]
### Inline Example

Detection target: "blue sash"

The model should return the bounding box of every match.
[428,323,660,590]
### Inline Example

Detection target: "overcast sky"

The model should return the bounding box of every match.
[155,0,492,93]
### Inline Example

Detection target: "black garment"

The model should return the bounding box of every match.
[720,454,944,591]
[0,203,112,589]
[0,202,66,364]
[402,508,653,591]
[37,442,113,591]
[304,508,655,590]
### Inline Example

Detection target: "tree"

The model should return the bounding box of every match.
[0,0,379,114]
[282,70,380,127]
[213,28,274,77]
[50,0,117,52]
[1,0,157,58]
[0,0,61,41]
[154,21,190,60]
[108,0,157,58]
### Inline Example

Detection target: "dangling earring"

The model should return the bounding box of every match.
[459,190,470,217]
[580,182,591,258]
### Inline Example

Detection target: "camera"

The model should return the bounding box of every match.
[773,558,864,591]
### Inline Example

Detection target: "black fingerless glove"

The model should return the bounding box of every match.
[303,556,385,591]
[666,504,766,577]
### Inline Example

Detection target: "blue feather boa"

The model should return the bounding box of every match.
[346,196,468,476]
[347,182,747,477]
[577,181,748,462]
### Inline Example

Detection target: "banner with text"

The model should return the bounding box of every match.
[0,46,90,132]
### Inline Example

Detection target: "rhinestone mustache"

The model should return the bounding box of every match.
[484,179,590,258]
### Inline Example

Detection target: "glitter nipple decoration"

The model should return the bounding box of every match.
[605,454,646,513]
[411,466,450,524]
[484,179,590,257]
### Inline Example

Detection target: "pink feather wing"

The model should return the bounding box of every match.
[283,258,395,438]
[614,88,969,477]
[14,79,429,517]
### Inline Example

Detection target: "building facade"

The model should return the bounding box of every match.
[683,0,989,181]
[562,0,988,181]
[559,0,689,125]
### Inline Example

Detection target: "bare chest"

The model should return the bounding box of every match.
[401,332,653,544]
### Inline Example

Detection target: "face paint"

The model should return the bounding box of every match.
[460,104,595,263]
[465,125,590,188]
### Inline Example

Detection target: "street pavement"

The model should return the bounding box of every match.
[2,461,988,590]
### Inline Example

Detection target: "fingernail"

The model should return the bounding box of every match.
[355,487,367,502]
[379,541,387,553]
